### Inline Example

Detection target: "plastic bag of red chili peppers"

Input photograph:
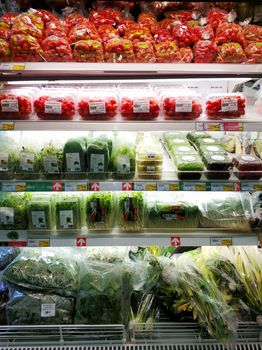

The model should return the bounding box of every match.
[42,35,73,62]
[10,34,43,62]
[104,38,135,63]
[164,10,200,22]
[216,22,246,47]
[180,47,194,62]
[44,21,68,39]
[133,42,156,63]
[153,29,173,43]
[124,25,153,44]
[155,41,181,63]
[34,89,76,120]
[88,9,119,27]
[29,9,59,24]
[172,23,198,47]
[0,88,33,120]
[12,13,44,38]
[119,85,160,120]
[193,40,218,63]
[242,25,262,45]
[1,13,18,25]
[117,19,136,37]
[216,42,246,63]
[0,39,10,61]
[162,89,203,120]
[206,93,246,119]
[245,43,262,64]
[0,22,11,40]
[207,8,229,30]
[64,13,87,29]
[159,18,179,32]
[78,86,117,120]
[68,23,101,44]
[73,40,104,62]
[188,23,215,41]
[97,24,119,43]
[138,12,158,34]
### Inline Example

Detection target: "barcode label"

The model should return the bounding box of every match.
[175,98,192,112]
[221,97,237,112]
[45,101,62,114]
[89,101,106,114]
[1,99,19,112]
[133,98,150,113]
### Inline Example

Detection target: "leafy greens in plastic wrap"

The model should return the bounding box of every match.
[0,193,29,230]
[86,192,113,230]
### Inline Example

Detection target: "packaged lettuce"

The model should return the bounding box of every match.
[174,154,204,180]
[117,192,144,232]
[111,140,136,180]
[7,287,75,325]
[86,137,110,180]
[86,192,114,230]
[55,194,83,231]
[0,193,28,230]
[146,193,200,229]
[39,141,63,180]
[3,248,80,294]
[28,194,55,231]
[63,137,87,180]
[15,146,41,180]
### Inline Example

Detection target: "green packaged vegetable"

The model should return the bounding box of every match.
[7,287,75,325]
[174,154,204,180]
[187,131,212,143]
[0,193,28,230]
[28,194,55,231]
[86,192,114,230]
[86,137,110,180]
[117,192,144,231]
[15,146,41,180]
[55,194,83,231]
[195,137,221,148]
[63,137,87,180]
[198,144,226,156]
[39,141,63,180]
[111,141,136,180]
[0,137,17,180]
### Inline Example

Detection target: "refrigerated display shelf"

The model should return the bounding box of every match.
[0,63,262,78]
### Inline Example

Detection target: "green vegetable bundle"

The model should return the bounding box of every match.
[63,137,87,180]
[28,194,55,231]
[117,192,144,232]
[55,194,83,231]
[86,137,110,180]
[15,146,41,180]
[86,192,114,230]
[39,142,63,180]
[111,141,136,180]
[0,248,20,270]
[3,248,80,295]
[7,287,75,325]
[0,139,17,180]
[0,193,28,230]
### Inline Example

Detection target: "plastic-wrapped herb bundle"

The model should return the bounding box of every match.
[63,137,87,180]
[111,139,136,180]
[158,254,237,342]
[28,194,55,231]
[0,137,17,180]
[146,193,200,229]
[86,192,114,230]
[15,146,41,180]
[86,137,110,180]
[39,141,63,179]
[117,192,144,231]
[3,248,79,295]
[0,247,20,270]
[199,192,254,231]
[75,261,126,324]
[55,194,83,231]
[6,287,75,325]
[0,193,28,230]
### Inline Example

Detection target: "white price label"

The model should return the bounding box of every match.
[133,98,150,113]
[146,165,155,173]
[43,156,59,174]
[59,210,74,229]
[90,154,105,173]
[117,155,130,174]
[41,304,55,317]
[66,153,81,172]
[221,97,237,112]
[1,99,19,112]
[89,101,106,114]
[44,101,62,114]
[19,152,34,171]
[175,98,192,112]
[0,207,14,225]
[31,211,47,229]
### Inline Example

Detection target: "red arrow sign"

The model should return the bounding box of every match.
[171,237,181,247]
[76,237,87,247]
[122,182,132,191]
[52,182,63,191]
[90,182,100,191]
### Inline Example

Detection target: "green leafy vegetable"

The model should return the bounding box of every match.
[0,247,20,270]
[86,138,110,180]
[15,146,41,180]
[55,194,83,230]
[39,142,63,180]
[63,137,87,180]
[0,142,17,180]
[117,192,144,231]
[111,143,136,180]
[0,193,28,230]
[28,194,54,231]
[86,192,113,230]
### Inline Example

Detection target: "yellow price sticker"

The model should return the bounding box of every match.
[39,240,50,247]
[224,185,234,191]
[221,239,232,246]
[254,184,262,191]
[196,185,206,191]
[208,124,221,131]
[169,184,179,191]
[15,185,26,191]
[146,183,157,191]
[76,184,87,191]
[12,64,25,71]
[1,123,14,130]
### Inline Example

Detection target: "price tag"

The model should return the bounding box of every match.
[253,184,262,192]
[0,122,15,130]
[2,182,26,192]
[211,183,234,191]
[145,183,157,191]
[224,122,244,132]
[28,239,50,247]
[195,184,206,191]
[0,63,12,70]
[210,237,233,246]
[12,64,26,71]
[169,183,180,191]
[64,182,87,191]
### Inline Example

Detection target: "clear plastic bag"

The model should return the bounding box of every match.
[86,192,114,230]
[0,137,18,180]
[0,247,20,270]
[117,192,144,232]
[42,35,73,62]
[39,140,63,180]
[63,137,87,180]
[111,138,136,180]
[28,193,55,231]
[55,194,83,231]
[0,193,28,230]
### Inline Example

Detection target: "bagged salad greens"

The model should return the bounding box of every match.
[55,194,83,231]
[6,287,75,325]
[3,248,80,295]
[0,193,29,230]
[28,194,55,231]
[117,192,144,231]
[15,145,41,180]
[39,141,63,179]
[86,136,111,180]
[146,193,200,229]
[75,261,131,325]
[86,192,114,230]
[85,247,132,263]
[199,192,253,231]
[111,138,136,180]
[0,247,20,270]
[63,137,87,180]
[0,136,17,180]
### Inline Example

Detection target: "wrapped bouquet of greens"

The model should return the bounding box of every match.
[111,139,136,180]
[117,192,144,232]
[0,137,17,180]
[0,193,29,230]
[39,141,63,179]
[63,137,87,180]
[7,287,75,325]
[86,137,111,180]
[3,248,80,295]
[86,192,114,230]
